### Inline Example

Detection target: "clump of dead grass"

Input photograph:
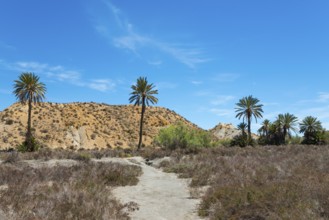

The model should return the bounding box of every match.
[0,160,142,219]
[161,145,329,219]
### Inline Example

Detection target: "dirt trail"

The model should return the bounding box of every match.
[110,157,203,220]
[0,157,204,220]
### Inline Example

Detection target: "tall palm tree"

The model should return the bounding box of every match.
[235,95,263,143]
[277,113,298,144]
[13,72,46,151]
[129,77,158,150]
[300,116,323,144]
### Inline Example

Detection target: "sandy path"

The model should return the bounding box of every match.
[0,157,203,220]
[111,157,203,220]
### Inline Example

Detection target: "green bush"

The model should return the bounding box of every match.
[154,123,213,150]
[17,137,41,152]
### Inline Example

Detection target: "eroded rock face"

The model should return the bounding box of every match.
[0,102,200,150]
[210,123,259,140]
[210,123,240,139]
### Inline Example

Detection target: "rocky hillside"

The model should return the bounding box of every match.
[210,123,259,140]
[209,123,241,139]
[0,102,200,150]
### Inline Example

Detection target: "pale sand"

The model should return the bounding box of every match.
[111,157,203,220]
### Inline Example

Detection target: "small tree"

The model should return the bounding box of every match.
[258,119,271,145]
[13,72,46,151]
[277,113,298,144]
[231,122,249,147]
[300,116,323,145]
[129,77,158,150]
[154,122,213,151]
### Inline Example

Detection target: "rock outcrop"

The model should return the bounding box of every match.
[210,123,259,140]
[209,123,241,139]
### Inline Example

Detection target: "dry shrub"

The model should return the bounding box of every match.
[0,161,141,219]
[162,145,329,219]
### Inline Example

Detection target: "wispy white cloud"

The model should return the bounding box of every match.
[0,60,116,92]
[194,90,212,97]
[297,92,329,105]
[297,106,329,121]
[213,73,240,82]
[210,108,233,117]
[263,102,280,107]
[87,79,115,92]
[156,82,177,90]
[147,60,163,66]
[191,80,203,85]
[317,92,329,103]
[93,1,208,68]
[211,95,235,105]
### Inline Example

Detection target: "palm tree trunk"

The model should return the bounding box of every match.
[137,97,146,150]
[26,97,33,151]
[247,116,251,144]
[283,128,287,144]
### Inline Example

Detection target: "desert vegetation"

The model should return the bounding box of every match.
[159,145,329,219]
[0,150,142,220]
[154,122,215,151]
[2,72,329,219]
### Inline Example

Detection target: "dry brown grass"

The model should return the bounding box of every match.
[0,157,142,219]
[160,145,329,220]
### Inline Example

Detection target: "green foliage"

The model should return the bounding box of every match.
[230,134,248,147]
[230,122,255,147]
[129,77,158,106]
[230,134,256,147]
[300,116,324,145]
[287,135,302,145]
[258,114,299,146]
[217,139,231,147]
[13,72,46,104]
[154,123,213,150]
[17,137,41,152]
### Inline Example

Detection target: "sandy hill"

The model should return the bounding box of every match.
[0,102,200,150]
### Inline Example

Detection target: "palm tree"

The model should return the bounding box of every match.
[237,122,247,136]
[258,119,271,137]
[129,77,158,150]
[232,122,248,147]
[13,72,46,151]
[278,113,298,144]
[300,116,323,144]
[235,95,263,143]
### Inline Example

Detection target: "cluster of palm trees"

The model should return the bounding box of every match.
[12,72,158,152]
[258,115,324,145]
[234,95,325,146]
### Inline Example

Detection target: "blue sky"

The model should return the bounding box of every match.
[0,0,329,132]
